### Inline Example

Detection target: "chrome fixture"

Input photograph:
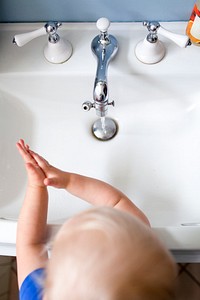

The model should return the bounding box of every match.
[13,22,72,64]
[82,17,118,141]
[135,21,191,64]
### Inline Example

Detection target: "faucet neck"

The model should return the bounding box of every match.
[92,34,118,82]
[91,33,118,117]
[99,31,110,45]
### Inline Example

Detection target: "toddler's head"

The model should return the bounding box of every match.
[44,207,177,300]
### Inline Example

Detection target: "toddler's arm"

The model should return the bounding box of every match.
[59,173,150,226]
[16,140,49,288]
[29,145,150,226]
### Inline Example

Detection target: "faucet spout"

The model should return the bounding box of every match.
[91,18,118,117]
[93,80,115,117]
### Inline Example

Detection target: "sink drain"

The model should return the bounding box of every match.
[92,117,118,141]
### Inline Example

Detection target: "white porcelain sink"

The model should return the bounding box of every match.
[0,22,200,257]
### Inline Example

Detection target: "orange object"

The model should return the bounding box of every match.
[186,0,200,45]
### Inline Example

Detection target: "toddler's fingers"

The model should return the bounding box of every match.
[25,162,40,173]
[19,139,28,151]
[17,140,30,155]
[29,150,50,169]
[16,142,37,165]
[18,139,31,153]
[17,139,26,151]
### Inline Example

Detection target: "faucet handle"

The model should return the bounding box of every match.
[13,21,73,64]
[158,25,191,48]
[13,21,62,47]
[13,26,46,47]
[135,21,191,64]
[96,17,110,33]
[82,101,94,111]
[143,21,191,48]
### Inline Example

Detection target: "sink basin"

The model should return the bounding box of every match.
[0,22,200,257]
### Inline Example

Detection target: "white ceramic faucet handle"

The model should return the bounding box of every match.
[13,27,46,47]
[96,17,110,32]
[158,26,190,48]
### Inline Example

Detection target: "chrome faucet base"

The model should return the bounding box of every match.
[92,117,118,141]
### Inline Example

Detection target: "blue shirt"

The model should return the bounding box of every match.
[19,268,45,300]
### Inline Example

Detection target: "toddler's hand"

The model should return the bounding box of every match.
[29,150,68,189]
[16,139,46,188]
[17,139,69,189]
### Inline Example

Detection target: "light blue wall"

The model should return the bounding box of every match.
[0,0,195,23]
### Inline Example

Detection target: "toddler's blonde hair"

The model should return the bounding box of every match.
[44,207,177,300]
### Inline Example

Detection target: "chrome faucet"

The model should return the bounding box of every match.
[82,17,118,117]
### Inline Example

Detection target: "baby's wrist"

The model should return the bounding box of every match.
[63,171,71,189]
[27,184,47,190]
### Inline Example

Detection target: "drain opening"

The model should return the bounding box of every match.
[92,117,118,141]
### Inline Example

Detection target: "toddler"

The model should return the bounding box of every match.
[16,139,177,300]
